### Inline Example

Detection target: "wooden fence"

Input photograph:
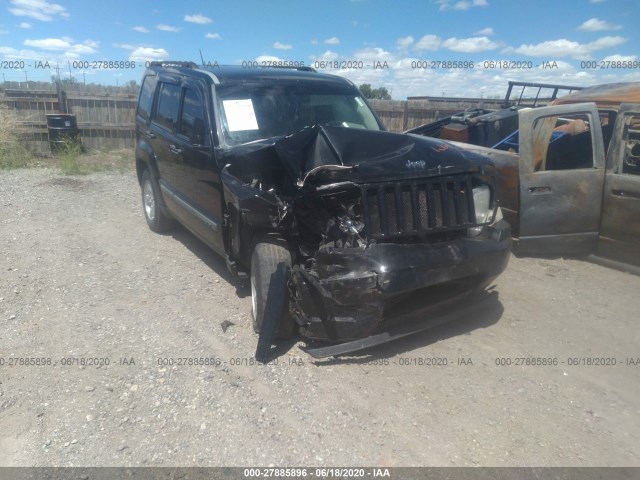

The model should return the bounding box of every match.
[1,90,505,155]
[2,90,137,154]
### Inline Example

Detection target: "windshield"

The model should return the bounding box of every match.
[217,82,382,146]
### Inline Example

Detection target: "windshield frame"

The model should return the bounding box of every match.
[214,80,385,148]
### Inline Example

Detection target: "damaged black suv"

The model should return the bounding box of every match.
[135,61,511,355]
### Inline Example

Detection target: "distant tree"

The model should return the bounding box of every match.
[359,83,391,100]
[359,83,373,98]
[125,79,139,94]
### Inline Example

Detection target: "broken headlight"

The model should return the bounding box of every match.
[468,184,494,237]
[338,216,364,236]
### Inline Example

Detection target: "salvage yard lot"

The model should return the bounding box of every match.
[1,167,640,466]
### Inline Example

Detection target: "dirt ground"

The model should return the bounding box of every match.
[1,168,639,467]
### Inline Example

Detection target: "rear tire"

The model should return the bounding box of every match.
[251,241,293,340]
[141,169,172,233]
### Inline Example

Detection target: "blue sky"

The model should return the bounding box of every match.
[0,0,639,98]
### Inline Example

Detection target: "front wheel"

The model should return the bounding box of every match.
[250,241,293,340]
[141,169,172,233]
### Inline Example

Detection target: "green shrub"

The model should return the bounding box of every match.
[56,136,87,175]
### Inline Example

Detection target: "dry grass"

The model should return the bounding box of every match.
[0,104,37,169]
[0,103,133,174]
[56,147,134,175]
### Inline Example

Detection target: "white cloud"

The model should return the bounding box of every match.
[507,36,627,60]
[18,22,32,28]
[475,27,494,36]
[205,32,221,40]
[589,36,627,49]
[601,54,637,62]
[442,36,500,52]
[156,24,181,32]
[129,47,169,62]
[352,47,395,63]
[23,37,99,58]
[578,18,622,32]
[113,43,137,50]
[255,55,280,63]
[132,26,149,33]
[273,42,292,50]
[24,37,71,50]
[414,35,499,53]
[8,0,69,21]
[309,50,339,62]
[324,36,340,45]
[414,34,441,51]
[0,30,9,35]
[438,0,488,11]
[335,67,391,91]
[68,44,96,55]
[0,45,57,61]
[184,14,212,24]
[396,36,414,51]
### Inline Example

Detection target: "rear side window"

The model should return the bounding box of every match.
[622,113,640,175]
[155,82,181,132]
[179,88,208,146]
[137,74,157,121]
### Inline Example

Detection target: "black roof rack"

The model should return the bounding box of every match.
[261,65,317,73]
[147,61,198,69]
[147,61,317,73]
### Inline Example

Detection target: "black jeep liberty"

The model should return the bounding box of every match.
[135,61,511,356]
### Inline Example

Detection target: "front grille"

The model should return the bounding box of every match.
[361,176,482,239]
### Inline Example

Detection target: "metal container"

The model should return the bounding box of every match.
[46,114,80,153]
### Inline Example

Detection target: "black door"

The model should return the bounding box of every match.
[148,77,183,194]
[172,80,225,254]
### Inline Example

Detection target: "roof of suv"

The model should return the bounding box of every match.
[147,62,353,87]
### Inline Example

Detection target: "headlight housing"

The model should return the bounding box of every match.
[468,184,495,237]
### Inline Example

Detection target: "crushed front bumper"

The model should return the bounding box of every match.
[290,219,511,341]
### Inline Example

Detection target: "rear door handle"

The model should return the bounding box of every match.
[169,145,182,155]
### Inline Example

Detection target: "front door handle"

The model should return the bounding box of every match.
[144,130,156,139]
[528,186,552,194]
[612,189,640,199]
[169,145,182,155]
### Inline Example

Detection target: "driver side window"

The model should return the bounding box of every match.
[179,87,208,146]
[531,113,596,171]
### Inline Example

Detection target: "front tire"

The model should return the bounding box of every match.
[251,241,293,340]
[141,169,172,233]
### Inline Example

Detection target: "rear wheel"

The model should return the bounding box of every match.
[141,169,172,233]
[250,241,293,340]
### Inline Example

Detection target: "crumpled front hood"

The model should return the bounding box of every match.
[218,125,495,188]
[274,125,494,185]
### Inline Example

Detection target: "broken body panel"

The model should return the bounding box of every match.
[220,126,511,340]
[136,63,513,350]
[405,81,585,148]
[408,80,640,266]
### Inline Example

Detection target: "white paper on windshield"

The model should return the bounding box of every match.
[223,99,259,132]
